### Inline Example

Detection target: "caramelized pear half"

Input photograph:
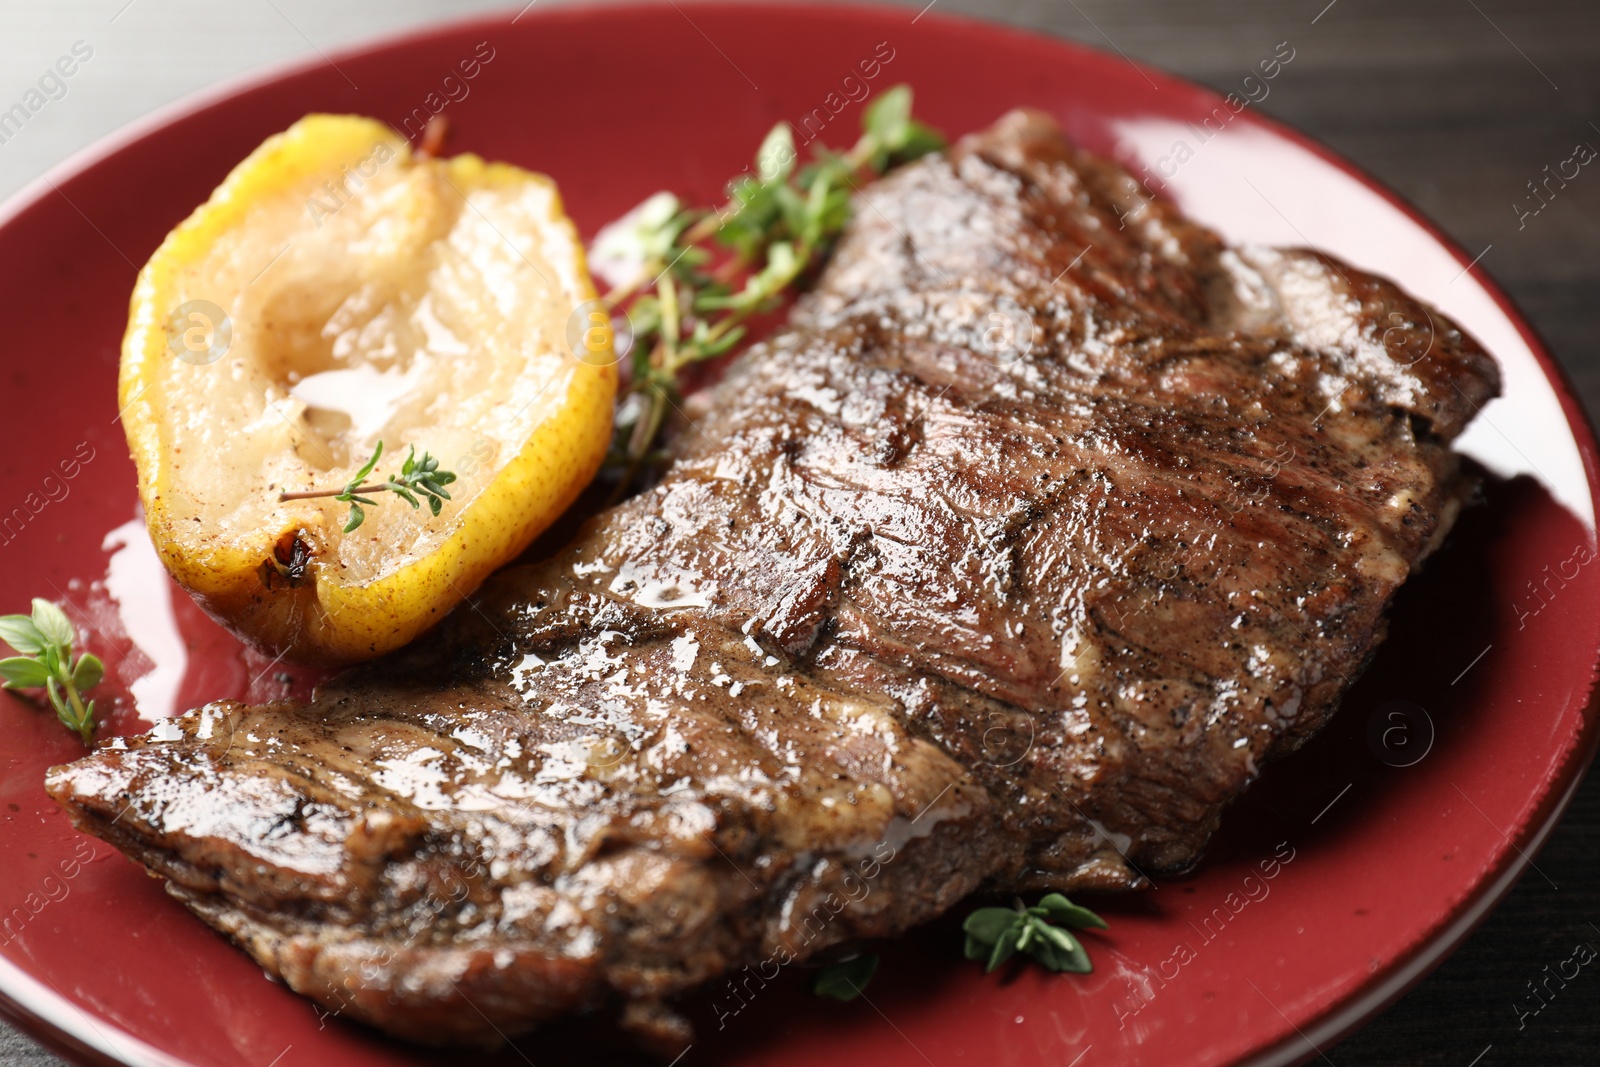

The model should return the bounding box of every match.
[119,115,615,665]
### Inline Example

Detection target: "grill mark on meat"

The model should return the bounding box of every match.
[47,110,1499,1052]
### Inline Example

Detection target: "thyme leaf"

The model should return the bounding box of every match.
[962,894,1108,975]
[0,599,102,745]
[599,85,945,496]
[278,440,457,533]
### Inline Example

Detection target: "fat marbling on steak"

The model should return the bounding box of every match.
[47,111,1500,1050]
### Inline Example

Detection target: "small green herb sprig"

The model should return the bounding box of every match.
[597,85,945,494]
[812,953,880,1001]
[0,599,103,745]
[279,440,457,532]
[963,894,1108,974]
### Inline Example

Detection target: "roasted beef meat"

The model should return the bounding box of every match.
[47,110,1500,1049]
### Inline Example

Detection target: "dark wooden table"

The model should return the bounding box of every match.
[1,1,1595,1064]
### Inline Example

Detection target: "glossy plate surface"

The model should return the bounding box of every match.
[0,4,1595,1066]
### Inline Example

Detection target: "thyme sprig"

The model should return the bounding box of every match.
[279,440,457,532]
[596,85,945,493]
[0,599,103,745]
[963,894,1108,975]
[812,953,880,1001]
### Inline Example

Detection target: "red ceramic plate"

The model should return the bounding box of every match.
[1,4,1595,1066]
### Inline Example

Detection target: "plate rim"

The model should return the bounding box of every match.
[1,4,1596,1066]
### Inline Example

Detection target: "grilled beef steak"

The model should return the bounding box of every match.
[48,111,1500,1050]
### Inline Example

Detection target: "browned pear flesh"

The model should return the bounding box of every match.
[119,115,615,666]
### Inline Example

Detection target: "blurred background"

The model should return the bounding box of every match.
[0,1,1595,1064]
